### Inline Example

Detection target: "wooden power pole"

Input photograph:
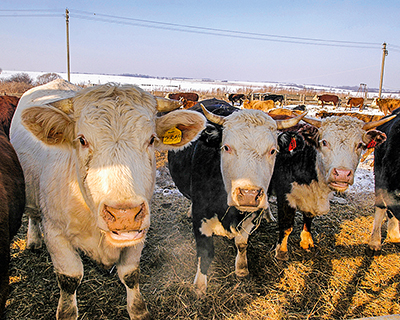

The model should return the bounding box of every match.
[66,8,71,82]
[378,42,388,98]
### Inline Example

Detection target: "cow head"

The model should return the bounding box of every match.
[202,105,307,212]
[21,83,206,247]
[302,115,394,192]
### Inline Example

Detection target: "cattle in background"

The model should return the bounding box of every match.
[369,109,400,250]
[262,94,285,105]
[180,98,197,109]
[0,122,25,316]
[268,115,393,260]
[314,94,341,107]
[166,92,199,102]
[242,99,275,112]
[10,79,206,319]
[0,95,20,138]
[346,97,364,111]
[227,93,247,106]
[168,99,307,294]
[374,98,400,115]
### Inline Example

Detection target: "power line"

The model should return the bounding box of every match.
[69,9,381,49]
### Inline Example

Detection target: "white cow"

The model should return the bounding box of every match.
[10,79,206,320]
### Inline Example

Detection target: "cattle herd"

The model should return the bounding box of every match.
[1,80,400,319]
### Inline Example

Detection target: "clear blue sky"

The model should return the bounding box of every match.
[1,0,399,90]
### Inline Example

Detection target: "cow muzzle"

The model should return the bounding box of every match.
[234,187,265,211]
[102,203,148,243]
[329,168,354,192]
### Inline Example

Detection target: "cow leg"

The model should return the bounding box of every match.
[369,206,386,250]
[300,214,314,251]
[193,234,214,295]
[43,225,83,320]
[275,199,295,261]
[234,216,256,277]
[118,244,150,320]
[26,206,43,249]
[387,213,400,243]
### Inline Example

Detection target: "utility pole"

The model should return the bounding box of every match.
[66,8,71,82]
[378,42,388,98]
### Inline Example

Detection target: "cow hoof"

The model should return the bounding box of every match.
[235,268,249,278]
[27,239,43,251]
[367,242,382,252]
[275,249,289,261]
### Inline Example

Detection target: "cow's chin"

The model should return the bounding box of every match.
[329,182,350,193]
[103,229,147,247]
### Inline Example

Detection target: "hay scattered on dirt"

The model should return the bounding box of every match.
[4,151,400,319]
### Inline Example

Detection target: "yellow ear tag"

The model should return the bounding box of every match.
[163,127,182,145]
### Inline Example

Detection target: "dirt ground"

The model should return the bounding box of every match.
[4,151,400,320]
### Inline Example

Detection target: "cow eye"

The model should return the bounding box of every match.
[149,135,156,146]
[321,139,328,147]
[270,148,277,155]
[78,135,88,147]
[222,144,232,153]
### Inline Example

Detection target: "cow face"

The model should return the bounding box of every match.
[21,84,205,247]
[220,110,278,211]
[311,116,387,192]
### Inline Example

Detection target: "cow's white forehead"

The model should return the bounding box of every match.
[320,116,364,138]
[72,83,157,119]
[223,109,277,131]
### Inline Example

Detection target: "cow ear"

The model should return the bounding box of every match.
[155,109,206,150]
[21,106,74,146]
[277,132,305,155]
[362,130,387,149]
[297,124,320,147]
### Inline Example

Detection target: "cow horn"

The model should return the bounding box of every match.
[201,104,226,126]
[275,111,308,130]
[155,96,183,112]
[362,114,396,131]
[301,116,322,128]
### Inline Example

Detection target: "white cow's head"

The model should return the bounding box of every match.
[303,115,394,192]
[21,83,206,247]
[202,106,307,212]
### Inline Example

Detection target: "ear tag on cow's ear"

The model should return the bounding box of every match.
[163,127,182,145]
[288,137,297,151]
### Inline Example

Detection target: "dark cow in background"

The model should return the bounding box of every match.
[374,98,400,115]
[268,114,393,260]
[369,109,400,250]
[0,95,20,138]
[227,93,247,106]
[346,97,364,111]
[262,94,285,105]
[166,92,199,102]
[0,111,25,315]
[314,94,341,107]
[168,99,307,294]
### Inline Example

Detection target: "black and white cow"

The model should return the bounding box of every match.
[168,99,307,294]
[369,109,400,250]
[269,115,393,260]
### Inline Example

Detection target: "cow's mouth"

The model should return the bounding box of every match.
[329,181,350,192]
[107,229,147,242]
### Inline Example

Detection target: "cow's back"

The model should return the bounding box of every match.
[0,95,19,138]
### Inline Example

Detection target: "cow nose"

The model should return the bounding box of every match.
[235,187,264,207]
[103,203,147,231]
[332,168,353,183]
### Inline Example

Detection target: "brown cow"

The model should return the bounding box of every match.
[314,94,340,107]
[180,98,197,109]
[0,95,20,138]
[0,125,25,314]
[375,98,400,115]
[242,99,275,112]
[346,97,364,111]
[166,92,199,102]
